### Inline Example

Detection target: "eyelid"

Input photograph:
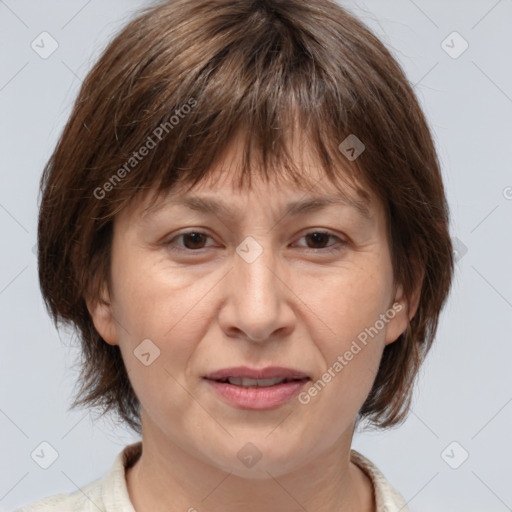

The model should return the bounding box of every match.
[293,229,345,246]
[165,229,218,251]
[292,230,348,254]
[165,228,347,254]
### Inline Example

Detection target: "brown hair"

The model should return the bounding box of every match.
[37,0,454,434]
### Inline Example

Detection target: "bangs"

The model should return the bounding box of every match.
[137,122,373,222]
[91,0,375,224]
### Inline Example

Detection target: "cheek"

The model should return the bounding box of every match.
[303,257,394,347]
[112,246,206,338]
[299,257,394,406]
[110,252,219,394]
[110,267,205,423]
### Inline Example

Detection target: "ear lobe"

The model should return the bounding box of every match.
[406,265,425,323]
[85,283,119,346]
[384,271,424,346]
[384,295,406,346]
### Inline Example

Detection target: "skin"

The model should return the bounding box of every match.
[88,133,421,512]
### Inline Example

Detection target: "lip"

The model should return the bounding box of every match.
[203,366,310,410]
[204,366,309,381]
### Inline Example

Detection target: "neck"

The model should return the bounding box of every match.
[126,422,375,512]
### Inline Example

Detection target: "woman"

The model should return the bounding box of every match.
[17,0,454,510]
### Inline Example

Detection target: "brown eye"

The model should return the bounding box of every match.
[180,232,209,249]
[294,230,347,254]
[304,232,331,249]
[165,231,213,253]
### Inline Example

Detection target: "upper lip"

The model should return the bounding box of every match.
[204,366,310,381]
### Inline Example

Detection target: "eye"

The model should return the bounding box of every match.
[166,231,214,252]
[164,229,347,254]
[294,230,347,253]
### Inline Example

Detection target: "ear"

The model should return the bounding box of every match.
[86,282,119,346]
[384,270,424,346]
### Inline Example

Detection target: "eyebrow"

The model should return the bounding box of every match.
[141,193,372,223]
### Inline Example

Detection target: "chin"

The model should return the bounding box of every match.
[202,438,315,479]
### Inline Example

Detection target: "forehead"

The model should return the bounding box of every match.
[118,127,382,226]
[120,175,383,243]
[144,175,372,221]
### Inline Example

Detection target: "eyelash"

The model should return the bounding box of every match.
[165,230,347,255]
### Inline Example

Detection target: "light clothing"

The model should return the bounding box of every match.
[14,441,409,512]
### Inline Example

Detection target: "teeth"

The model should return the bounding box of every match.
[227,377,287,387]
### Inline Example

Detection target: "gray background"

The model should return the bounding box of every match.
[1,1,511,511]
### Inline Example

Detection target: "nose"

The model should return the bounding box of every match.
[217,237,296,343]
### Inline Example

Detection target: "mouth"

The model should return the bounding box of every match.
[211,376,309,388]
[204,366,310,386]
[203,366,311,409]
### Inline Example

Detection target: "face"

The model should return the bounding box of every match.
[89,137,416,479]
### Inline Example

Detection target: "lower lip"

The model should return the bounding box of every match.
[205,379,309,410]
